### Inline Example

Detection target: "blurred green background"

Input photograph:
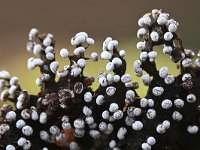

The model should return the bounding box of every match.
[0,0,200,107]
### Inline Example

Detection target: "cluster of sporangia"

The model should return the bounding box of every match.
[0,9,200,150]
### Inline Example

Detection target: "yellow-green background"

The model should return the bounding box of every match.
[0,1,200,106]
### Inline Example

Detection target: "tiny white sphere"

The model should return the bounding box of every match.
[142,74,151,86]
[136,41,145,50]
[161,99,172,109]
[117,127,127,140]
[33,58,44,66]
[16,119,26,129]
[74,35,86,45]
[74,119,85,129]
[195,58,200,67]
[99,122,108,132]
[106,86,116,96]
[96,95,104,105]
[138,17,145,27]
[126,90,135,100]
[74,47,85,55]
[85,116,94,125]
[86,38,95,45]
[98,76,107,87]
[89,130,100,139]
[119,50,126,57]
[33,44,42,55]
[21,109,31,120]
[156,124,166,134]
[109,103,119,113]
[40,131,49,141]
[187,125,199,134]
[172,111,183,121]
[62,122,72,130]
[45,46,54,53]
[100,51,112,60]
[174,99,184,108]
[102,37,112,50]
[113,75,121,83]
[132,121,143,131]
[113,110,124,120]
[182,58,192,68]
[159,67,168,78]
[84,92,92,103]
[140,51,148,61]
[16,101,23,110]
[46,52,54,60]
[0,90,10,101]
[137,28,147,38]
[109,140,116,148]
[102,110,110,120]
[125,116,135,126]
[148,99,154,107]
[112,57,123,67]
[163,45,173,54]
[17,137,27,146]
[31,110,39,121]
[143,17,151,26]
[49,125,60,135]
[182,73,192,81]
[140,98,148,108]
[164,74,175,85]
[6,145,16,150]
[22,125,33,136]
[43,37,52,47]
[108,40,118,51]
[35,78,42,86]
[23,140,31,150]
[163,120,170,129]
[146,109,156,119]
[168,23,177,32]
[106,62,114,71]
[29,28,38,40]
[150,31,159,42]
[89,123,97,129]
[74,128,85,138]
[157,16,168,25]
[133,108,142,117]
[70,141,79,150]
[10,76,19,85]
[77,58,86,68]
[164,32,173,41]
[60,48,69,58]
[148,51,157,60]
[39,112,47,124]
[8,85,18,95]
[141,143,151,150]
[0,70,10,79]
[6,111,16,121]
[71,67,82,77]
[50,61,59,74]
[121,74,132,83]
[107,74,114,83]
[147,136,156,146]
[91,52,98,61]
[187,94,196,103]
[152,87,164,96]
[83,106,92,116]
[75,32,88,39]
